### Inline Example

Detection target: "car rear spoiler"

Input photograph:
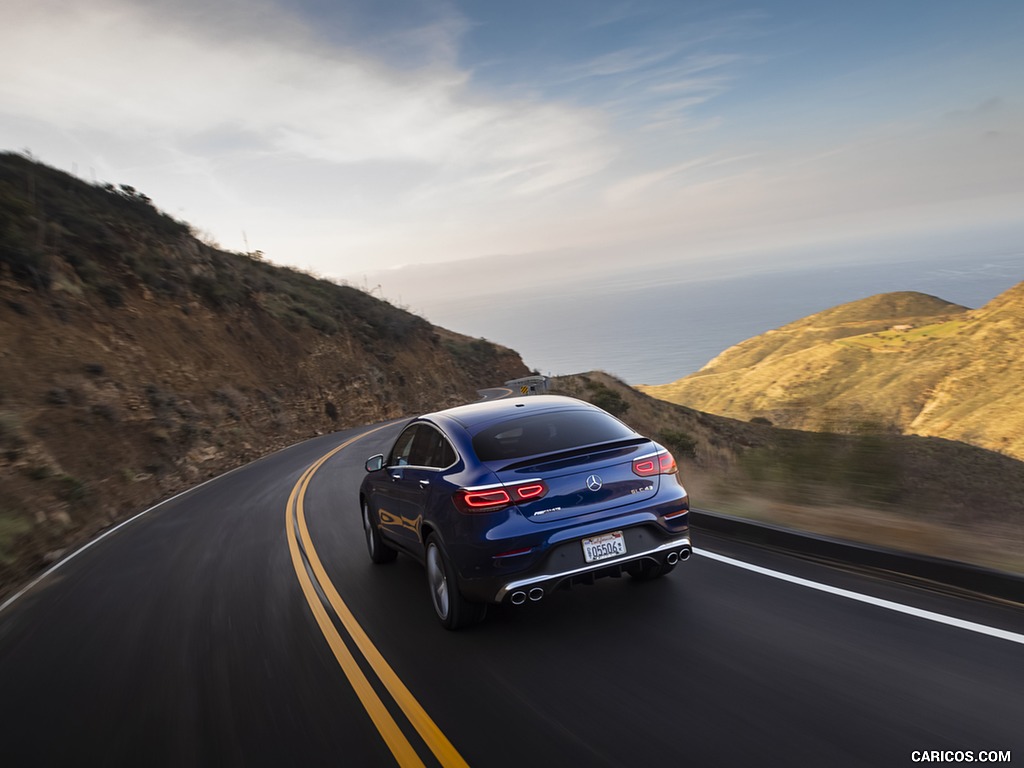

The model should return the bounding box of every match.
[494,437,651,473]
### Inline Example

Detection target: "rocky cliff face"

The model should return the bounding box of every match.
[0,152,528,594]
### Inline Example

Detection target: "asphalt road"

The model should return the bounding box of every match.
[1,421,1022,767]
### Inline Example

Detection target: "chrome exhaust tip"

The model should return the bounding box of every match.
[679,548,691,561]
[528,587,544,602]
[666,552,679,565]
[510,591,527,605]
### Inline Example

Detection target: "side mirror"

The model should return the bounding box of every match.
[365,454,385,472]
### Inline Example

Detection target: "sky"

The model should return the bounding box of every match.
[2,0,1023,296]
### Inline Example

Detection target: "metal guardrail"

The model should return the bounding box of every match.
[690,508,1024,604]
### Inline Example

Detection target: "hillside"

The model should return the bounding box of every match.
[562,371,1024,574]
[0,152,528,597]
[639,286,1024,460]
[3,150,1022,600]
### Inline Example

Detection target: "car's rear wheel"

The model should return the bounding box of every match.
[362,499,397,564]
[425,534,486,630]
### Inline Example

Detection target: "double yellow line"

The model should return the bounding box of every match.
[285,427,469,767]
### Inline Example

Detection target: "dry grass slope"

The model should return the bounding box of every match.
[640,287,1024,461]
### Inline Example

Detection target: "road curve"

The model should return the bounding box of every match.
[1,421,1022,767]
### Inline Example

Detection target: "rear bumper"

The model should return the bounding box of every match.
[446,483,692,604]
[494,533,691,604]
[453,515,691,603]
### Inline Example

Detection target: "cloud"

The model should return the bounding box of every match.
[604,152,755,203]
[2,1,1021,281]
[643,108,1023,258]
[0,0,612,191]
[551,44,743,128]
[944,96,1004,120]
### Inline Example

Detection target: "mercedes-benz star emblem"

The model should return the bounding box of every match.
[586,474,603,492]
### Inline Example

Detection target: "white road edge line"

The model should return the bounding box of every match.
[0,422,411,618]
[695,548,1024,646]
[0,458,256,616]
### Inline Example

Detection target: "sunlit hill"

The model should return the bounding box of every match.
[640,287,1024,462]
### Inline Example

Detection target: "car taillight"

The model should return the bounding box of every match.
[514,482,547,500]
[454,480,548,513]
[456,488,512,511]
[632,451,677,477]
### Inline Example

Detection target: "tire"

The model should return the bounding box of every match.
[631,559,676,581]
[424,534,487,630]
[362,499,397,564]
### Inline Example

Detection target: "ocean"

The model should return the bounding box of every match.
[403,250,1024,386]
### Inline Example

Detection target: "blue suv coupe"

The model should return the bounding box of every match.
[359,395,691,629]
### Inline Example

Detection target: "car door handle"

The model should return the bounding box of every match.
[418,479,431,487]
[390,473,401,480]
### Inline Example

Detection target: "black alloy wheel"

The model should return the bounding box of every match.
[424,534,486,630]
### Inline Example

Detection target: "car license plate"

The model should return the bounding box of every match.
[582,531,626,563]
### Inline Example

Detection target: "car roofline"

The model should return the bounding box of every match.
[431,395,603,431]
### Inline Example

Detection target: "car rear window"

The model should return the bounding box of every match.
[471,409,637,462]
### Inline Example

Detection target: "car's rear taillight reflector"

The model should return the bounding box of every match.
[494,546,533,559]
[456,488,512,512]
[514,482,547,500]
[658,452,677,474]
[632,458,657,476]
[632,450,678,477]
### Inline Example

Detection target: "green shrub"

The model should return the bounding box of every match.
[443,337,500,366]
[97,281,124,308]
[737,429,903,507]
[0,511,32,566]
[27,465,52,481]
[659,429,698,458]
[585,382,630,417]
[58,475,88,503]
[0,411,23,444]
